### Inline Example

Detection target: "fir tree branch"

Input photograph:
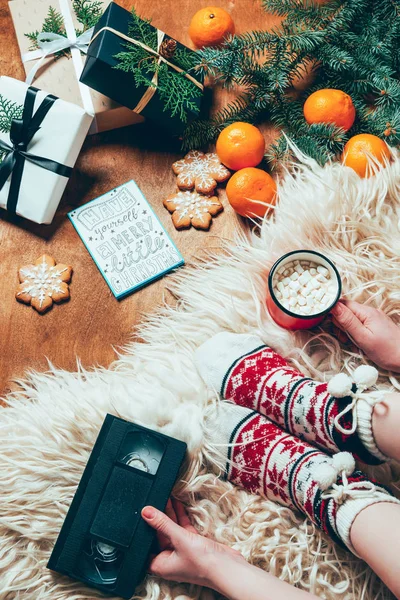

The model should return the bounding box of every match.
[183,0,400,163]
[182,95,267,150]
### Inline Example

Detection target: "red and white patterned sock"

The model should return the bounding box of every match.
[196,333,388,464]
[209,402,398,554]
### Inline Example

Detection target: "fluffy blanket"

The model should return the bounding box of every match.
[1,149,400,600]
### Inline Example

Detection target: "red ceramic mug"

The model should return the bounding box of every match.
[267,250,342,330]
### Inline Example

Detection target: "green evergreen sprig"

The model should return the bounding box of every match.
[114,8,202,123]
[0,94,23,163]
[183,0,400,167]
[25,0,103,57]
[73,0,103,29]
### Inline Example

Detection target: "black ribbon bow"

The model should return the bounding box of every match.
[0,86,72,215]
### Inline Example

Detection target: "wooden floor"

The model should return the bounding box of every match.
[0,0,280,395]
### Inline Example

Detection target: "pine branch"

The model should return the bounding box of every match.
[183,0,400,163]
[0,94,23,134]
[73,0,103,30]
[0,94,23,164]
[25,6,65,50]
[182,95,266,150]
[125,7,157,51]
[174,45,199,72]
[157,64,202,123]
[24,30,41,48]
[24,2,102,52]
[114,8,201,124]
[42,6,65,34]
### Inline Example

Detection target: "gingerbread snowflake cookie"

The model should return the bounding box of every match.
[172,151,231,194]
[16,255,73,314]
[164,189,223,230]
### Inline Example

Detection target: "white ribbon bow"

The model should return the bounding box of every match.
[23,27,94,86]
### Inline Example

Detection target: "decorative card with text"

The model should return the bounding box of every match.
[68,180,184,299]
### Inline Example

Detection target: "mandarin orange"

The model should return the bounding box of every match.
[189,7,235,48]
[303,89,356,131]
[342,134,391,177]
[216,122,265,171]
[226,167,277,218]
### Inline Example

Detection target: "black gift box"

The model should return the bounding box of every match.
[47,414,187,599]
[80,2,204,136]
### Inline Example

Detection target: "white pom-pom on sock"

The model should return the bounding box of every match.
[314,453,355,491]
[353,365,378,388]
[327,373,353,398]
[332,452,355,476]
[313,461,339,491]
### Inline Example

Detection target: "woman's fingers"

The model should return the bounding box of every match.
[142,506,184,547]
[172,499,197,534]
[154,500,177,550]
[330,301,369,343]
[148,549,174,578]
[331,321,351,345]
[165,498,178,524]
[340,299,375,324]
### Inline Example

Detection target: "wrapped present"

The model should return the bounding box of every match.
[80,2,204,136]
[8,0,144,134]
[0,76,93,224]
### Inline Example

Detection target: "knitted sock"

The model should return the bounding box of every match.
[210,402,398,555]
[195,332,388,464]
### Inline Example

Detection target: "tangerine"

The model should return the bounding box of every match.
[216,122,265,171]
[342,134,391,177]
[189,7,235,48]
[303,89,356,131]
[226,167,277,218]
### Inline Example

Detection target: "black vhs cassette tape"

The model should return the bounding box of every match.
[47,414,187,598]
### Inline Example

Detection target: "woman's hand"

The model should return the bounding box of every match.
[331,300,400,372]
[142,499,318,600]
[141,499,245,588]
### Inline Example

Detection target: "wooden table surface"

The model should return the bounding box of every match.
[0,0,280,395]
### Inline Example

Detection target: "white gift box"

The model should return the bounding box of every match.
[0,76,93,224]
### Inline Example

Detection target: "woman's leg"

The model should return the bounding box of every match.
[207,401,400,557]
[351,502,400,599]
[196,332,397,464]
[371,393,400,461]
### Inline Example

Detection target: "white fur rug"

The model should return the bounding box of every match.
[2,149,400,600]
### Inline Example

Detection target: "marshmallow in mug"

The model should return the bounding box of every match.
[272,259,337,315]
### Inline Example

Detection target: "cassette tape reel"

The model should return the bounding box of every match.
[47,415,187,599]
[120,430,165,475]
[79,539,123,585]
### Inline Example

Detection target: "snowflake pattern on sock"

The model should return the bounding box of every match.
[222,345,381,464]
[226,409,383,548]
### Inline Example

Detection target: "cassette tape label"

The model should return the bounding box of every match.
[90,467,153,547]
